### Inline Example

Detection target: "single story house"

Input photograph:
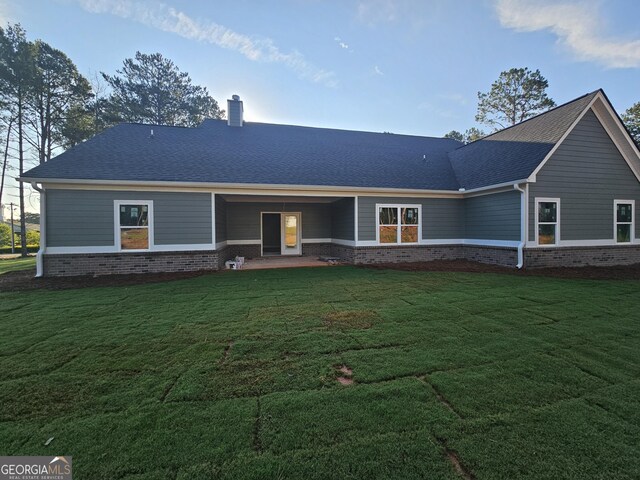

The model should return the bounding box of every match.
[20,90,640,277]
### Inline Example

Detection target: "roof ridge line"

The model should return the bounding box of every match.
[454,89,600,151]
[200,118,464,142]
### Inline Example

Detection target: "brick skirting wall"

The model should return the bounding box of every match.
[43,250,219,277]
[330,244,519,267]
[43,243,640,276]
[464,245,519,266]
[349,245,464,264]
[524,245,640,268]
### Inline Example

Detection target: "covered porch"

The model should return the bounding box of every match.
[215,194,355,263]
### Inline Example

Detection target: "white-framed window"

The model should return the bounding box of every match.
[376,204,421,245]
[114,200,154,251]
[535,198,560,246]
[614,200,635,244]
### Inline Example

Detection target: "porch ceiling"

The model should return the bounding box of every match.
[219,194,348,203]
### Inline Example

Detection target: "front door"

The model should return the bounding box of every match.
[281,213,301,255]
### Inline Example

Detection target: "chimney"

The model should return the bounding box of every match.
[227,94,243,127]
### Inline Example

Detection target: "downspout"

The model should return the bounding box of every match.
[30,182,45,277]
[513,183,526,269]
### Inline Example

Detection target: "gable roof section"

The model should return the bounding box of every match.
[448,91,599,190]
[22,89,637,193]
[21,121,462,191]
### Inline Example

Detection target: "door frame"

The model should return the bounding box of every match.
[260,211,302,256]
[280,212,302,256]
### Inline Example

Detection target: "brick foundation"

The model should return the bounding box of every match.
[330,244,518,267]
[44,243,640,276]
[464,245,519,266]
[524,245,640,268]
[43,250,219,277]
[349,245,464,264]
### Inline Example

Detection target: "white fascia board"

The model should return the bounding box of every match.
[21,178,461,198]
[26,178,532,199]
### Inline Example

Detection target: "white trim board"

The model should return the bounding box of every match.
[26,178,461,198]
[614,199,636,244]
[44,238,532,255]
[534,197,561,247]
[114,200,155,252]
[29,179,528,199]
[45,243,217,255]
[527,239,640,249]
[375,203,422,246]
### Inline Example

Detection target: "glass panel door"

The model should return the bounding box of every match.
[281,213,301,255]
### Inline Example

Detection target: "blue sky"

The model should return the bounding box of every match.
[1,0,640,216]
[2,0,639,137]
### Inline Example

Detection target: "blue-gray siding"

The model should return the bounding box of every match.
[331,198,355,240]
[357,196,465,241]
[46,189,212,247]
[464,190,521,240]
[225,202,332,241]
[528,109,640,241]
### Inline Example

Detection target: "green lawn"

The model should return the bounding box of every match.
[0,256,36,275]
[1,266,639,479]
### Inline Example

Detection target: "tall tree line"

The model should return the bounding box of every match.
[0,23,224,256]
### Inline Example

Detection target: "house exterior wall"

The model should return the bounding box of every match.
[331,197,355,240]
[528,110,640,242]
[225,202,332,241]
[46,189,213,247]
[464,190,521,240]
[357,196,464,241]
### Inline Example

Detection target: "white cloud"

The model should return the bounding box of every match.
[76,0,338,86]
[496,0,640,69]
[334,36,350,50]
[373,65,384,76]
[356,0,398,26]
[439,93,467,106]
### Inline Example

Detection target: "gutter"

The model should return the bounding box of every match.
[30,182,45,278]
[17,176,529,199]
[513,183,526,269]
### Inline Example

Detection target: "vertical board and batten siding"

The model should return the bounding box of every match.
[331,197,355,240]
[528,109,640,242]
[215,195,227,243]
[46,189,212,247]
[225,202,332,241]
[357,197,464,241]
[464,190,521,241]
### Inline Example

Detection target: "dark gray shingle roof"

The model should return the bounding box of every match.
[22,91,600,191]
[22,121,462,190]
[449,91,598,190]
